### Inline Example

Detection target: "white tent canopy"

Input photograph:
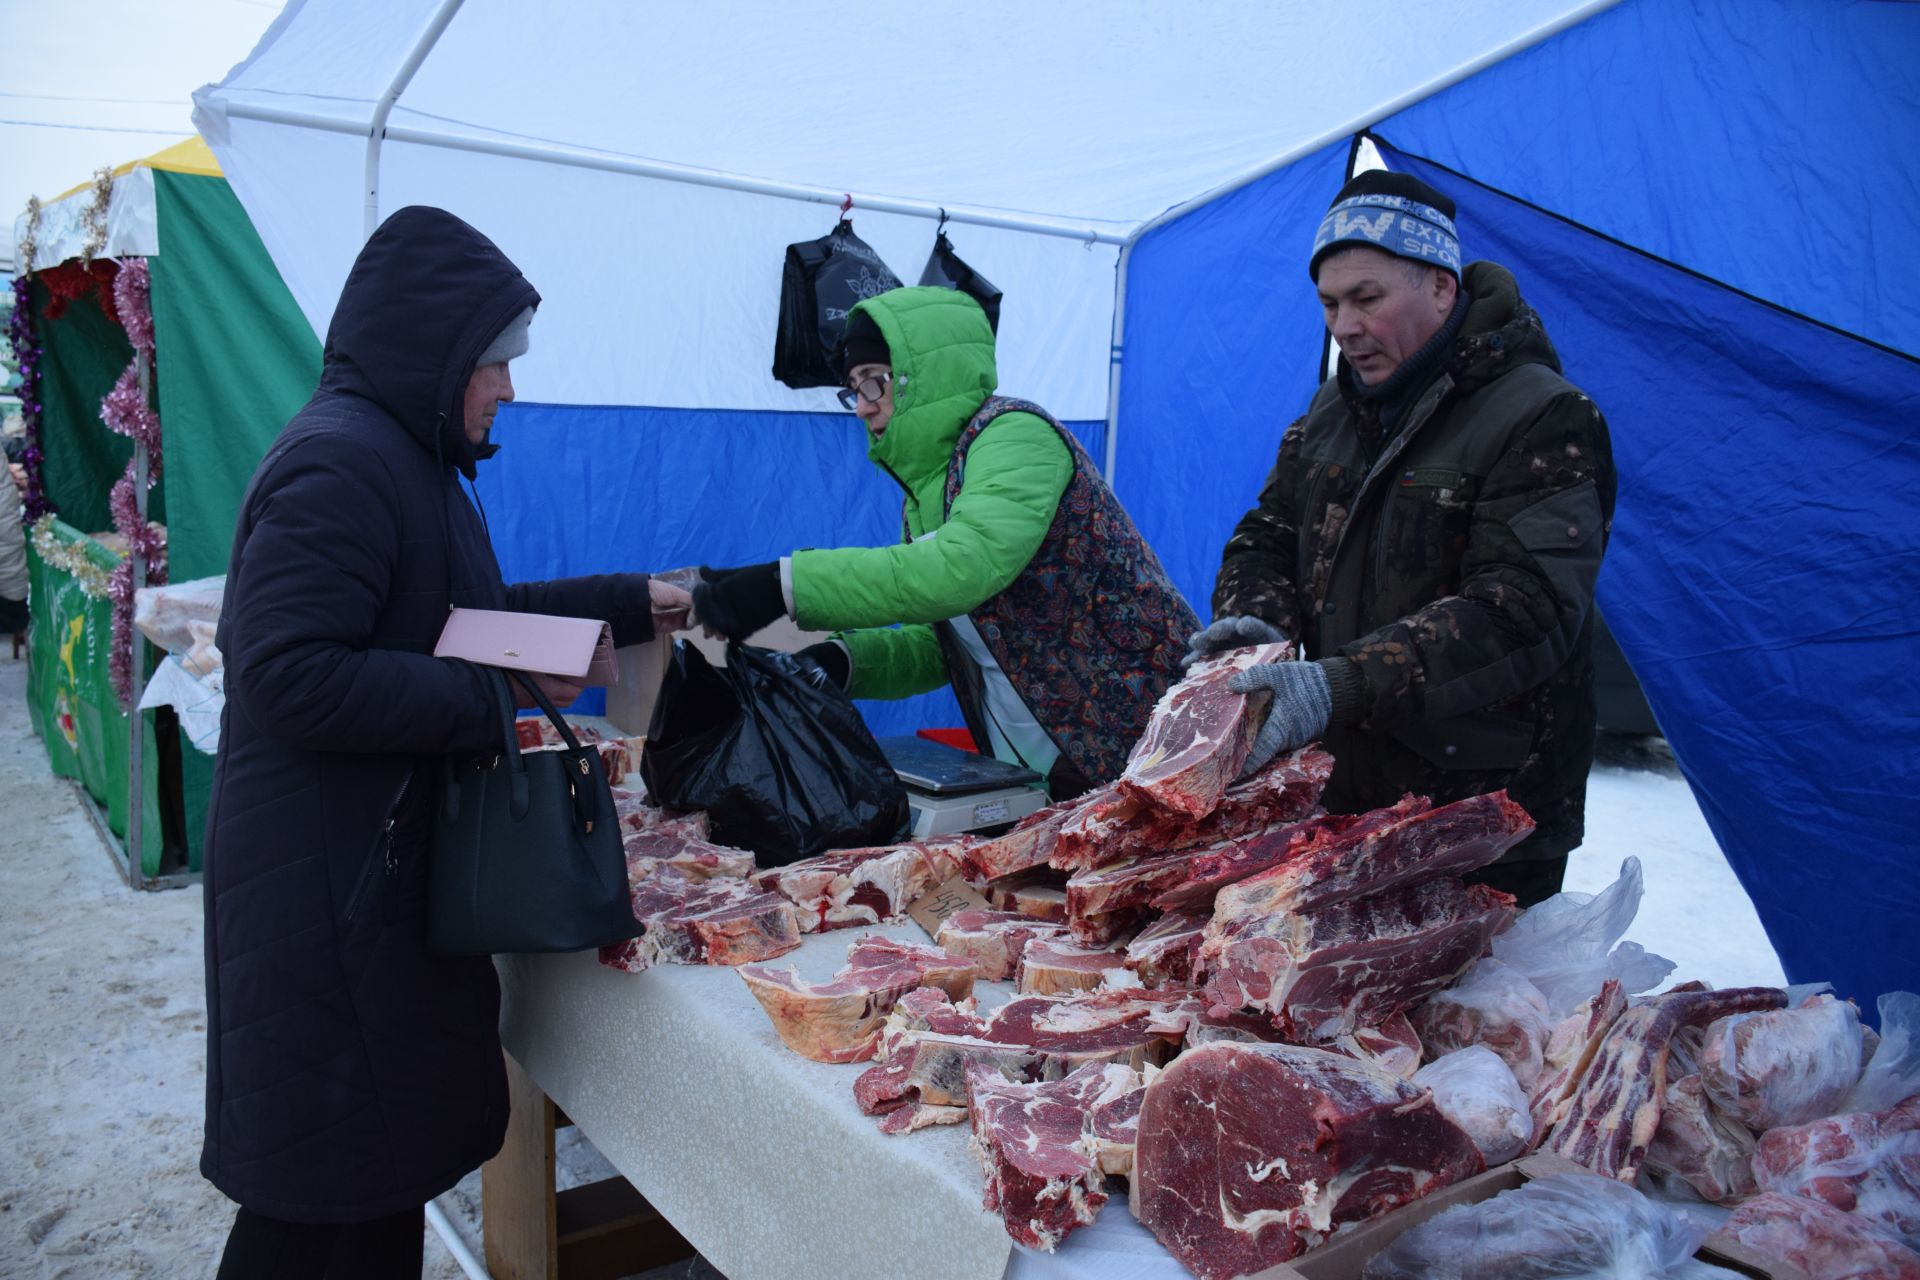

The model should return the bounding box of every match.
[193,0,1612,424]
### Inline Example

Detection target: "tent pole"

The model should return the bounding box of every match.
[364,0,469,241]
[1103,238,1134,486]
[126,353,152,890]
[224,100,1128,247]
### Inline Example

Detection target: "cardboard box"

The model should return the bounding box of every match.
[1249,1153,1808,1280]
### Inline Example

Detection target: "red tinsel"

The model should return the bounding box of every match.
[38,260,120,325]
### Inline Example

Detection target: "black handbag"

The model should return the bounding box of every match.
[427,667,640,955]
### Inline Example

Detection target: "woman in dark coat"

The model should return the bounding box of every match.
[202,206,686,1277]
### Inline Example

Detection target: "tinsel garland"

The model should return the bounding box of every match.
[7,275,50,522]
[28,515,112,598]
[17,196,40,275]
[78,168,113,267]
[100,258,167,707]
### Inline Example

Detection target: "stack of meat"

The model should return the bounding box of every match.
[515,718,644,784]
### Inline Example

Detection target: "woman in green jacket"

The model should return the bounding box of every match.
[695,286,1195,800]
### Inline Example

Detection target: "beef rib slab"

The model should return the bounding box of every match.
[737,935,975,1063]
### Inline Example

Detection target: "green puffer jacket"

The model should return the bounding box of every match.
[789,288,1073,699]
[1213,262,1615,862]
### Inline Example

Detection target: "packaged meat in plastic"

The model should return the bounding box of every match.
[1753,1093,1920,1250]
[1708,1190,1920,1280]
[1844,990,1920,1114]
[1643,1069,1759,1204]
[1414,1046,1535,1166]
[1491,856,1677,1018]
[1361,1171,1712,1279]
[133,573,226,654]
[1696,993,1865,1131]
[1414,957,1556,1089]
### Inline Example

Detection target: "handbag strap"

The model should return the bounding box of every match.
[504,667,600,833]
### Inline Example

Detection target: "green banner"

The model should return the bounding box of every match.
[25,520,165,875]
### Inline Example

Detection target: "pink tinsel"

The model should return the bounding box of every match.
[112,258,154,354]
[100,364,163,462]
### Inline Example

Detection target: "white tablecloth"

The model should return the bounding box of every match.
[496,920,1191,1280]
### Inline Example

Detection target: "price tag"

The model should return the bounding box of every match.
[907,875,991,940]
[971,798,1011,826]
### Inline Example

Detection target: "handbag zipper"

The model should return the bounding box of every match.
[345,774,413,923]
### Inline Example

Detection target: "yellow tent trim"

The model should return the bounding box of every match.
[51,136,222,200]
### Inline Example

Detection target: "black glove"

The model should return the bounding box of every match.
[795,641,850,691]
[692,562,786,642]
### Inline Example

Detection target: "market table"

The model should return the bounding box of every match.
[495,918,1190,1280]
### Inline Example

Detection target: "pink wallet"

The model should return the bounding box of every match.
[434,608,619,686]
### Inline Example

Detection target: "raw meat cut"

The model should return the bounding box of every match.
[749,839,959,932]
[1754,1094,1920,1249]
[1125,911,1209,988]
[852,988,1193,1133]
[738,936,975,1063]
[1545,985,1786,1182]
[515,718,642,785]
[1414,1046,1534,1166]
[984,869,1069,923]
[935,909,1070,981]
[1412,956,1554,1090]
[1328,1013,1425,1080]
[1016,937,1139,995]
[612,791,712,841]
[623,828,756,882]
[598,865,801,973]
[1530,979,1629,1143]
[1065,852,1201,943]
[1118,642,1291,820]
[1708,1191,1920,1280]
[1207,791,1533,922]
[1644,1069,1758,1203]
[959,789,1107,883]
[1083,1077,1147,1176]
[1201,877,1518,1041]
[1698,993,1868,1131]
[1131,1041,1484,1279]
[967,1062,1141,1250]
[1049,744,1333,871]
[1149,812,1359,914]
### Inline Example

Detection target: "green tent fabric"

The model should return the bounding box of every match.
[150,169,321,584]
[32,278,160,536]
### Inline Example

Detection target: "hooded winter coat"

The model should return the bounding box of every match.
[788,287,1195,788]
[1214,262,1614,862]
[201,207,657,1222]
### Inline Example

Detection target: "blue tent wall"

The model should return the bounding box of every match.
[475,402,1105,739]
[1114,139,1351,617]
[1379,140,1920,1011]
[1372,0,1920,355]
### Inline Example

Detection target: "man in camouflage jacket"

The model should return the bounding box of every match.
[1194,171,1615,904]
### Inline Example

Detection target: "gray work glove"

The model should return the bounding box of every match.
[1228,660,1332,778]
[1182,615,1286,671]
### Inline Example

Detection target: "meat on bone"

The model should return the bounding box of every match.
[737,935,976,1063]
[1753,1093,1920,1250]
[1530,978,1629,1145]
[1200,877,1518,1041]
[1644,1069,1760,1203]
[1130,1041,1484,1280]
[983,869,1070,923]
[1049,744,1333,872]
[1544,985,1787,1182]
[966,1062,1143,1251]
[1151,811,1378,914]
[959,788,1109,883]
[598,864,801,973]
[749,839,960,932]
[611,790,712,841]
[622,828,756,882]
[1412,956,1555,1090]
[1205,790,1534,922]
[1016,937,1140,996]
[1125,910,1210,988]
[1708,1191,1920,1280]
[1117,642,1291,821]
[935,909,1071,982]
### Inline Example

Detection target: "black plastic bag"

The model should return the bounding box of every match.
[919,229,1003,333]
[641,642,910,866]
[773,219,903,389]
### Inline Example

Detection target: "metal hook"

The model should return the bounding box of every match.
[839,193,854,217]
[936,207,949,235]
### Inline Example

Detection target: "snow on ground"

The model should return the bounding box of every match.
[0,645,1782,1278]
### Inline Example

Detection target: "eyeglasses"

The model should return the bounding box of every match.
[836,371,893,411]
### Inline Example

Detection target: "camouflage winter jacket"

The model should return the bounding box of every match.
[1213,262,1614,862]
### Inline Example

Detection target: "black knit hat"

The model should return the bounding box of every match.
[1310,170,1462,281]
[839,309,891,376]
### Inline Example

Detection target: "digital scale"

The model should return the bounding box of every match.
[878,735,1049,838]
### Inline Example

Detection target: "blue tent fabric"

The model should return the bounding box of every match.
[474,402,1105,739]
[1373,0,1920,357]
[1374,139,1920,1012]
[1114,138,1352,617]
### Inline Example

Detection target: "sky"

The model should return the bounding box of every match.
[0,0,284,264]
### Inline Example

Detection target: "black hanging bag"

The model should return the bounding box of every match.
[427,667,640,955]
[918,226,1003,332]
[641,642,910,866]
[773,217,903,388]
